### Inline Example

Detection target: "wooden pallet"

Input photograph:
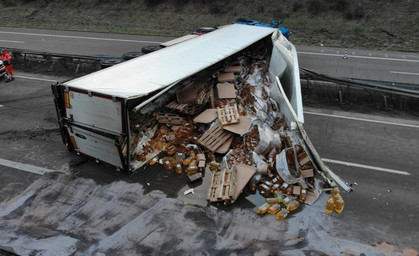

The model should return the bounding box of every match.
[166,100,205,115]
[208,168,236,202]
[217,104,239,125]
[155,113,185,125]
[197,122,233,152]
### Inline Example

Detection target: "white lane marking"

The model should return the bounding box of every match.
[305,111,419,129]
[0,105,4,107]
[322,158,410,176]
[0,31,163,44]
[390,71,419,76]
[298,51,419,63]
[15,75,57,82]
[0,158,56,175]
[0,39,25,44]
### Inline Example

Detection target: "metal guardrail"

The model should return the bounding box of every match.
[300,68,419,99]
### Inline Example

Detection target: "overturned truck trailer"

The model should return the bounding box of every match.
[51,24,348,191]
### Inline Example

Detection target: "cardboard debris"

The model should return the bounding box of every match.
[127,41,331,222]
[223,116,252,136]
[218,72,235,83]
[197,153,206,168]
[188,172,203,182]
[217,83,236,99]
[217,104,239,125]
[304,190,320,205]
[215,136,234,154]
[176,83,198,104]
[197,122,234,152]
[301,168,314,178]
[193,109,218,124]
[232,164,257,200]
[224,65,242,73]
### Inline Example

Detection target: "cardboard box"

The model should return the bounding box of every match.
[218,72,235,83]
[232,164,257,200]
[301,169,314,178]
[224,65,242,73]
[293,185,301,195]
[223,116,252,136]
[217,83,236,99]
[193,109,218,124]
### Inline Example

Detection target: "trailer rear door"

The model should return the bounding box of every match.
[64,89,126,170]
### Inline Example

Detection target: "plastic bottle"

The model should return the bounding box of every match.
[149,157,158,166]
[325,197,335,213]
[274,192,285,203]
[189,160,198,167]
[268,204,281,215]
[276,209,289,221]
[283,195,294,206]
[163,160,172,170]
[182,157,192,166]
[335,196,344,213]
[300,189,307,202]
[266,198,279,205]
[175,163,183,174]
[286,185,293,195]
[280,183,289,194]
[286,200,299,212]
[186,166,198,175]
[209,161,220,171]
[257,203,270,215]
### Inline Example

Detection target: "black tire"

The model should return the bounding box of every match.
[141,45,162,54]
[122,51,143,61]
[100,58,124,69]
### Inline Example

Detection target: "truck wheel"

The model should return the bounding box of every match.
[100,58,124,69]
[141,45,162,54]
[122,52,143,60]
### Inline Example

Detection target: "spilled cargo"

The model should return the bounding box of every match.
[51,23,348,218]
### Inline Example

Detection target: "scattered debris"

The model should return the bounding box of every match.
[184,188,195,195]
[122,41,337,222]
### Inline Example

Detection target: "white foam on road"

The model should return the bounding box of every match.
[0,39,25,44]
[322,158,410,176]
[305,111,419,129]
[0,30,163,44]
[298,51,419,63]
[0,158,57,175]
[390,71,419,76]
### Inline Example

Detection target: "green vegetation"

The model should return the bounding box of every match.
[0,0,417,51]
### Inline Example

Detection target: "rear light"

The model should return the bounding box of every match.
[69,136,78,149]
[64,92,71,108]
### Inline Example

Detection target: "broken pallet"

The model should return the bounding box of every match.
[197,122,233,152]
[208,168,236,202]
[155,113,185,125]
[217,104,239,125]
[166,100,205,115]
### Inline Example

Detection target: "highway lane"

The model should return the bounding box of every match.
[1,27,418,84]
[0,73,418,250]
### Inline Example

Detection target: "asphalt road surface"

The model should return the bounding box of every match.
[1,26,419,85]
[0,26,418,255]
[0,73,418,255]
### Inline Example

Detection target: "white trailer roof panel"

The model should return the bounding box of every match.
[64,24,276,99]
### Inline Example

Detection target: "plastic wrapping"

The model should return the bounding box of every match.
[252,152,269,175]
[252,123,282,155]
[275,148,304,184]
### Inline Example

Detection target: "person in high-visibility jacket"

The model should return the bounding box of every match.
[1,50,15,82]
